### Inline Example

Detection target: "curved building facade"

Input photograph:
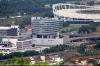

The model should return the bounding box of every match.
[31,17,64,46]
[31,17,63,38]
[52,3,100,20]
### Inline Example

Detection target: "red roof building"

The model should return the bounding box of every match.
[24,24,32,31]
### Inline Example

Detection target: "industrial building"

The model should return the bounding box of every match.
[0,25,19,37]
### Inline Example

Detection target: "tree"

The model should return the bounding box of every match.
[33,62,48,66]
[89,23,96,32]
[0,50,39,60]
[19,17,31,29]
[77,44,85,53]
[16,57,30,66]
[87,1,95,6]
[88,60,97,66]
[95,40,100,50]
[63,21,70,27]
[42,44,73,54]
[32,44,35,47]
[7,57,30,66]
[0,53,3,56]
[78,22,97,34]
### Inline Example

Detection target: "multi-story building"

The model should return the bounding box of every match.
[0,37,33,54]
[0,25,19,37]
[31,17,63,46]
[0,25,34,54]
[0,25,21,54]
[0,38,17,54]
[32,17,63,38]
[17,39,33,52]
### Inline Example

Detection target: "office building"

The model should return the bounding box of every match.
[17,39,33,52]
[31,17,63,46]
[0,38,17,54]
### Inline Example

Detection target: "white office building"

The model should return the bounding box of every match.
[17,39,33,52]
[31,17,63,46]
[0,38,18,54]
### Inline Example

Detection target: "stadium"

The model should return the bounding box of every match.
[52,3,100,20]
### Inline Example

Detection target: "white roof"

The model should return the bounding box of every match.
[0,25,19,30]
[55,9,100,20]
[54,5,100,20]
[0,27,10,30]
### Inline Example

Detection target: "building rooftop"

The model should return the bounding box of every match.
[53,4,100,20]
[0,27,10,30]
[0,25,19,30]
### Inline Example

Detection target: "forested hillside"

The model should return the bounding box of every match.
[0,0,81,17]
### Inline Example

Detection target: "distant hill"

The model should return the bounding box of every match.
[0,0,82,17]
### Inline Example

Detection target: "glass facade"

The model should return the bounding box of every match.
[32,18,63,38]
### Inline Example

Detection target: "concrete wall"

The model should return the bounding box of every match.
[32,38,63,46]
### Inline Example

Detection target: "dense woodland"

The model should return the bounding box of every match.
[0,0,81,17]
[0,44,74,60]
[0,0,96,28]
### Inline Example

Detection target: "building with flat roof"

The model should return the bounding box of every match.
[0,25,19,37]
[0,37,33,54]
[31,17,63,46]
[0,25,34,53]
[17,39,33,52]
[32,17,63,38]
[0,38,17,54]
